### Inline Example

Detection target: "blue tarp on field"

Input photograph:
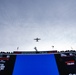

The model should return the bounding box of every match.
[12,54,59,75]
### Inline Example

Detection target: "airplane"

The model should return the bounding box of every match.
[34,38,41,42]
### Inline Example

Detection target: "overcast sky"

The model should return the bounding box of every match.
[0,0,76,51]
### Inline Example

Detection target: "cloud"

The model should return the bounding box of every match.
[0,0,76,51]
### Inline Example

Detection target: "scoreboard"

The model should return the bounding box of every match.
[0,51,76,75]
